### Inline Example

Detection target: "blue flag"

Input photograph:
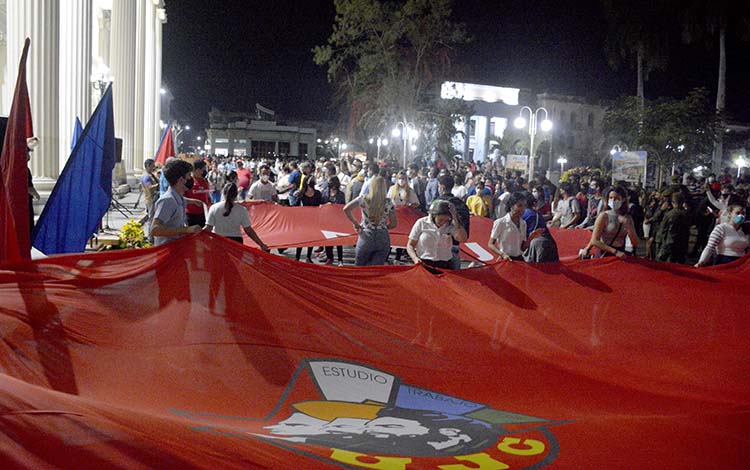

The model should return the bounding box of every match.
[71,116,83,150]
[32,85,116,254]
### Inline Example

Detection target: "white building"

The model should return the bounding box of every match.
[442,81,610,172]
[0,0,167,188]
[205,108,317,160]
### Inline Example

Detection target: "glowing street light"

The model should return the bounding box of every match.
[514,106,552,178]
[375,137,388,159]
[392,121,417,168]
[735,155,748,178]
[557,157,568,174]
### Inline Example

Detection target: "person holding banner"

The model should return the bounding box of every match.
[695,202,749,267]
[205,183,269,251]
[406,199,467,271]
[580,186,638,258]
[151,159,203,246]
[344,175,397,266]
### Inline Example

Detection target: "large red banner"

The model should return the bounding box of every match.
[0,233,747,468]
[242,202,591,262]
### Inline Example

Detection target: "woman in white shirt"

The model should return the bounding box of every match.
[205,183,269,251]
[695,203,749,267]
[489,192,542,261]
[406,199,468,270]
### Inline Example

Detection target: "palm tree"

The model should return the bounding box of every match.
[600,0,675,107]
[682,1,750,172]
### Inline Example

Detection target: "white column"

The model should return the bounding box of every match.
[59,0,93,171]
[142,1,156,163]
[110,0,137,184]
[153,3,166,153]
[6,0,60,188]
[133,0,147,174]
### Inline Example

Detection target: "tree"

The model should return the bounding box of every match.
[682,1,750,172]
[313,0,472,161]
[600,0,676,107]
[602,88,719,187]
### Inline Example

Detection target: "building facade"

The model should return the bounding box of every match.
[205,108,317,160]
[444,81,609,173]
[0,0,167,188]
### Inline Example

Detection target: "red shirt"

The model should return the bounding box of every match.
[185,176,211,215]
[236,168,253,190]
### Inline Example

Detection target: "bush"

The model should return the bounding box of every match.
[118,220,150,249]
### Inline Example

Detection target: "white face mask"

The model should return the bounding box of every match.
[261,174,269,182]
[609,198,622,211]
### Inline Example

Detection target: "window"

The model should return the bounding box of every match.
[278,142,290,155]
[251,141,275,157]
[567,135,575,148]
[490,121,496,136]
[570,112,577,125]
[299,143,308,157]
[469,119,476,137]
[560,110,566,123]
[588,113,594,128]
[215,137,229,143]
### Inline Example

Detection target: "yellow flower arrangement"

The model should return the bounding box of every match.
[118,220,151,249]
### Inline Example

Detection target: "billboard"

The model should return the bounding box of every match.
[612,151,647,185]
[505,154,528,172]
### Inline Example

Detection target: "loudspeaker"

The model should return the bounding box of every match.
[115,137,122,163]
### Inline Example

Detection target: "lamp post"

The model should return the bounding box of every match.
[375,137,388,160]
[392,121,417,168]
[557,157,567,175]
[735,155,748,178]
[514,106,552,180]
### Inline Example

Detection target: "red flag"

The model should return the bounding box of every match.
[154,122,175,165]
[0,38,34,264]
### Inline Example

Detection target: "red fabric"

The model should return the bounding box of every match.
[0,38,33,264]
[185,176,210,214]
[154,126,175,165]
[0,233,748,468]
[241,202,590,262]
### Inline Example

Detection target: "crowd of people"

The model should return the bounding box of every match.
[141,153,750,270]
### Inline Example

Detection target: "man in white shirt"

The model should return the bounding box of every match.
[249,165,277,202]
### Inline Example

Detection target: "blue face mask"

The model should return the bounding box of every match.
[732,214,746,225]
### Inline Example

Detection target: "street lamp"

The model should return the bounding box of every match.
[735,155,748,178]
[557,157,568,175]
[376,137,388,159]
[392,121,417,168]
[514,106,552,179]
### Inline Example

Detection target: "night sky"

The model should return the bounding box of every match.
[162,0,750,133]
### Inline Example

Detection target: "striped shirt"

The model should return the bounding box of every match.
[698,223,749,265]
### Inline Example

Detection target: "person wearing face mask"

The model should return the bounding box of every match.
[489,192,543,261]
[249,165,277,202]
[387,170,420,208]
[184,159,211,227]
[580,186,638,258]
[151,159,203,246]
[387,170,419,262]
[406,199,467,271]
[695,203,749,266]
[576,178,603,229]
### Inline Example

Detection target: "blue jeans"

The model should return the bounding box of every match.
[355,228,391,266]
[210,190,222,203]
